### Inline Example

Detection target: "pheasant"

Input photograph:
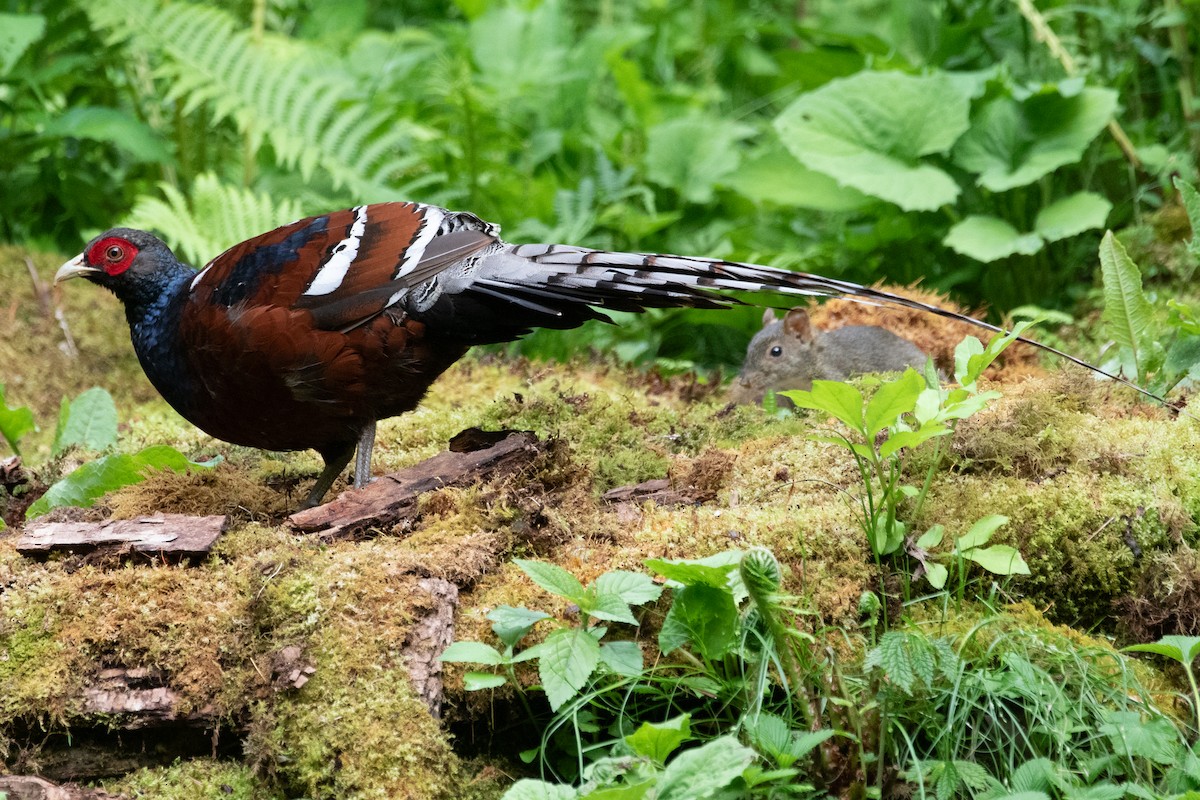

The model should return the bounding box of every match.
[54,201,1116,507]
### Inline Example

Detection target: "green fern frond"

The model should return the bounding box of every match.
[123,173,303,265]
[83,0,432,200]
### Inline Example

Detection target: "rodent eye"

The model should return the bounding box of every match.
[105,245,125,262]
[769,346,783,357]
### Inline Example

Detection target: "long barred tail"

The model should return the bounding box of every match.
[455,243,1172,406]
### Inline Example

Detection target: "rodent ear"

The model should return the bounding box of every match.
[783,308,815,342]
[761,308,776,328]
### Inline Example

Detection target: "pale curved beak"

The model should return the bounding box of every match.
[55,254,102,284]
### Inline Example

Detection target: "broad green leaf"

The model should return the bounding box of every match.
[53,387,118,455]
[488,605,552,648]
[44,107,172,164]
[645,115,753,204]
[789,729,836,760]
[538,627,600,711]
[925,562,948,590]
[1098,710,1181,765]
[582,590,638,625]
[658,584,737,660]
[500,779,578,800]
[515,559,585,602]
[722,146,870,212]
[1164,334,1200,382]
[0,385,36,456]
[775,71,970,211]
[1034,192,1111,242]
[1126,635,1200,666]
[655,735,756,800]
[592,570,663,606]
[956,514,1009,551]
[598,641,643,677]
[916,524,945,549]
[26,446,217,518]
[953,87,1117,191]
[645,558,736,589]
[783,380,865,431]
[1175,177,1200,260]
[583,783,653,800]
[1099,231,1152,381]
[966,545,1030,576]
[625,714,691,763]
[878,424,951,459]
[439,641,506,665]
[0,13,45,74]
[746,713,792,765]
[463,672,508,691]
[943,216,1044,262]
[865,369,923,437]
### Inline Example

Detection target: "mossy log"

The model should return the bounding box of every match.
[0,775,117,800]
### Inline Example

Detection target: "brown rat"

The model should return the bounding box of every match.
[730,307,930,404]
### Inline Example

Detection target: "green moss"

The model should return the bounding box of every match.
[101,759,282,799]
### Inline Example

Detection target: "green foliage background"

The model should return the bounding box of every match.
[2,0,1198,367]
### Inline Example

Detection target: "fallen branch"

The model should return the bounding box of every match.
[17,514,228,559]
[0,775,119,800]
[288,431,545,540]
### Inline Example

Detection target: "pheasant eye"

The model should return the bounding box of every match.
[88,236,139,276]
[106,245,124,261]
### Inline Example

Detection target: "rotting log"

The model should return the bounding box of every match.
[404,577,459,717]
[81,667,216,729]
[16,514,228,560]
[602,478,694,506]
[288,431,545,540]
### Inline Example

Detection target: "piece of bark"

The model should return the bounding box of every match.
[16,514,228,559]
[404,578,458,717]
[0,776,120,800]
[289,431,545,540]
[81,667,216,729]
[602,478,694,507]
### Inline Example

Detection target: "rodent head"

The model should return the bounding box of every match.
[730,307,818,403]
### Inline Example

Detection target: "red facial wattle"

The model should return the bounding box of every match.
[87,236,139,276]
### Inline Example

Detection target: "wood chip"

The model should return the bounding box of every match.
[16,514,228,559]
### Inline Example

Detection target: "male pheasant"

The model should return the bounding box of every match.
[54,201,1094,507]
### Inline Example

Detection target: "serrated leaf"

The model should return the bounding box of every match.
[439,641,506,665]
[488,605,552,648]
[783,380,865,431]
[53,387,118,455]
[515,559,586,602]
[592,570,662,606]
[1098,710,1181,765]
[658,584,737,659]
[1099,231,1152,381]
[538,627,600,711]
[966,545,1030,576]
[582,591,638,625]
[775,71,971,211]
[865,369,923,437]
[1175,177,1200,260]
[26,445,218,519]
[625,714,691,763]
[1034,192,1112,242]
[598,641,643,677]
[956,514,1009,551]
[944,216,1044,262]
[655,735,756,800]
[0,384,36,456]
[1126,635,1200,666]
[463,672,508,691]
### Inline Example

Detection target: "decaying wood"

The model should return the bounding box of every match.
[403,578,458,717]
[81,667,215,729]
[16,514,228,559]
[0,776,118,800]
[602,478,694,506]
[289,431,545,540]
